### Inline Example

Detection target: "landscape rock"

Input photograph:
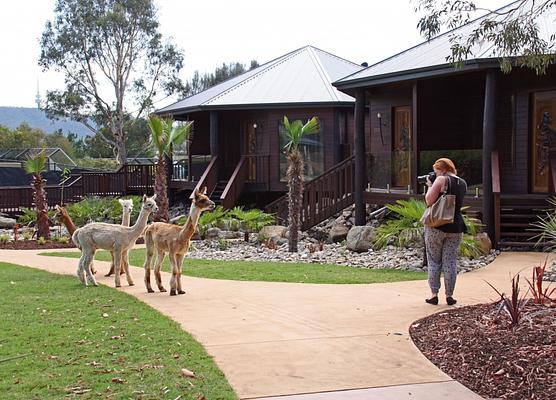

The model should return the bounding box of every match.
[0,217,17,228]
[346,226,376,253]
[259,225,287,240]
[329,223,349,242]
[474,232,492,255]
[205,227,222,239]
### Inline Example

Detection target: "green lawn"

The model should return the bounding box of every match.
[0,262,237,400]
[42,248,427,284]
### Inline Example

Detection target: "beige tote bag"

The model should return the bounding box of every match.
[420,178,456,227]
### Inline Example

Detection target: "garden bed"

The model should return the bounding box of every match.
[0,240,76,250]
[410,302,555,400]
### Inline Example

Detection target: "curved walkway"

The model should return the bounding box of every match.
[0,249,547,399]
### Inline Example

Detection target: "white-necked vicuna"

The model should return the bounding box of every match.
[72,194,158,287]
[105,198,134,277]
[143,187,214,295]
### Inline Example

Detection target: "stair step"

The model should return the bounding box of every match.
[500,223,534,228]
[498,241,542,247]
[500,205,550,211]
[500,213,541,219]
[500,231,537,237]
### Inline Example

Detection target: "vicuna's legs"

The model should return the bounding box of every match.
[143,242,155,293]
[113,250,123,287]
[81,249,98,286]
[154,250,167,292]
[122,250,134,286]
[77,256,86,285]
[169,253,185,296]
[176,253,186,295]
[106,251,126,277]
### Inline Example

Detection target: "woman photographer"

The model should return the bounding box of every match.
[424,158,467,306]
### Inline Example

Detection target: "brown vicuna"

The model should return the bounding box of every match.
[143,187,214,295]
[54,205,76,235]
[72,194,158,287]
[105,198,134,277]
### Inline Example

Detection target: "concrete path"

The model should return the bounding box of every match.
[0,249,547,399]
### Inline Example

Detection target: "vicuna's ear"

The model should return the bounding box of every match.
[200,186,207,195]
[142,194,147,203]
[118,199,124,205]
[55,205,61,210]
[151,193,157,200]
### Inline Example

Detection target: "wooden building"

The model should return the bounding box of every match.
[334,2,556,247]
[156,46,363,211]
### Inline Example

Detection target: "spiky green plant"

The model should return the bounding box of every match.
[374,199,484,257]
[148,114,193,222]
[530,196,556,250]
[23,152,49,239]
[283,115,319,252]
[229,206,275,241]
[196,206,228,238]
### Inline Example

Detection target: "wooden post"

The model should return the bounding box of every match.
[354,88,367,225]
[210,111,220,176]
[483,70,497,242]
[411,82,419,194]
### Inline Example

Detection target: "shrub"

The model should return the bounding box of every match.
[217,238,229,251]
[65,196,142,226]
[52,236,70,244]
[229,207,275,242]
[37,236,47,245]
[197,206,228,238]
[0,234,11,243]
[373,199,483,257]
[21,232,33,241]
[531,196,556,249]
[18,208,55,226]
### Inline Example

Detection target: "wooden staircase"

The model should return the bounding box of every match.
[265,156,355,230]
[210,180,228,206]
[497,194,550,249]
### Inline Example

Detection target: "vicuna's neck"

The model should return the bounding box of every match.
[180,203,202,239]
[122,211,131,227]
[62,213,76,235]
[130,206,150,235]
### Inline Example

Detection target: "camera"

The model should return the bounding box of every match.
[417,171,436,185]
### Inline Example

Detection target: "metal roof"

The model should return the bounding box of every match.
[0,148,76,167]
[336,0,556,87]
[157,46,363,114]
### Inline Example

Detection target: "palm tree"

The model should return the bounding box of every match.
[148,114,193,222]
[282,116,319,252]
[23,151,50,239]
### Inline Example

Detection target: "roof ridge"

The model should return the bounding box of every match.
[338,0,522,82]
[204,47,309,105]
[308,45,364,69]
[307,47,339,102]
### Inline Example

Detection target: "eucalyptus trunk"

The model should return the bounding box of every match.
[153,158,169,222]
[32,173,50,239]
[286,150,304,252]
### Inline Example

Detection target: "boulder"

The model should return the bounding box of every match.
[474,232,492,255]
[259,225,287,240]
[205,227,222,239]
[346,226,376,253]
[0,217,17,229]
[222,230,243,239]
[329,223,349,243]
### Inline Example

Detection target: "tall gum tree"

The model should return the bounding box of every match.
[415,0,556,74]
[39,0,186,165]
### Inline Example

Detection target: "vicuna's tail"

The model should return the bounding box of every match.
[72,229,82,250]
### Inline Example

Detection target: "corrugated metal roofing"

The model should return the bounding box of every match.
[336,0,555,85]
[157,46,363,114]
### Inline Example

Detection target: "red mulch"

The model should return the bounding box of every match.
[410,302,556,400]
[0,240,76,250]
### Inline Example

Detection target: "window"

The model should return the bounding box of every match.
[279,120,324,181]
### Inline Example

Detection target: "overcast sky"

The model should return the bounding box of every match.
[0,0,509,108]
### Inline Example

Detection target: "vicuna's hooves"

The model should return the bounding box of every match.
[147,289,154,293]
[159,288,167,292]
[104,273,112,277]
[170,290,176,296]
[178,290,186,295]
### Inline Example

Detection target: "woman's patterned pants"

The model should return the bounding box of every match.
[424,226,462,297]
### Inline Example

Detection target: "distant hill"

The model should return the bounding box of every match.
[0,107,92,138]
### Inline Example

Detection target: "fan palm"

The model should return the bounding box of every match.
[23,151,50,239]
[283,115,319,252]
[148,114,193,222]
